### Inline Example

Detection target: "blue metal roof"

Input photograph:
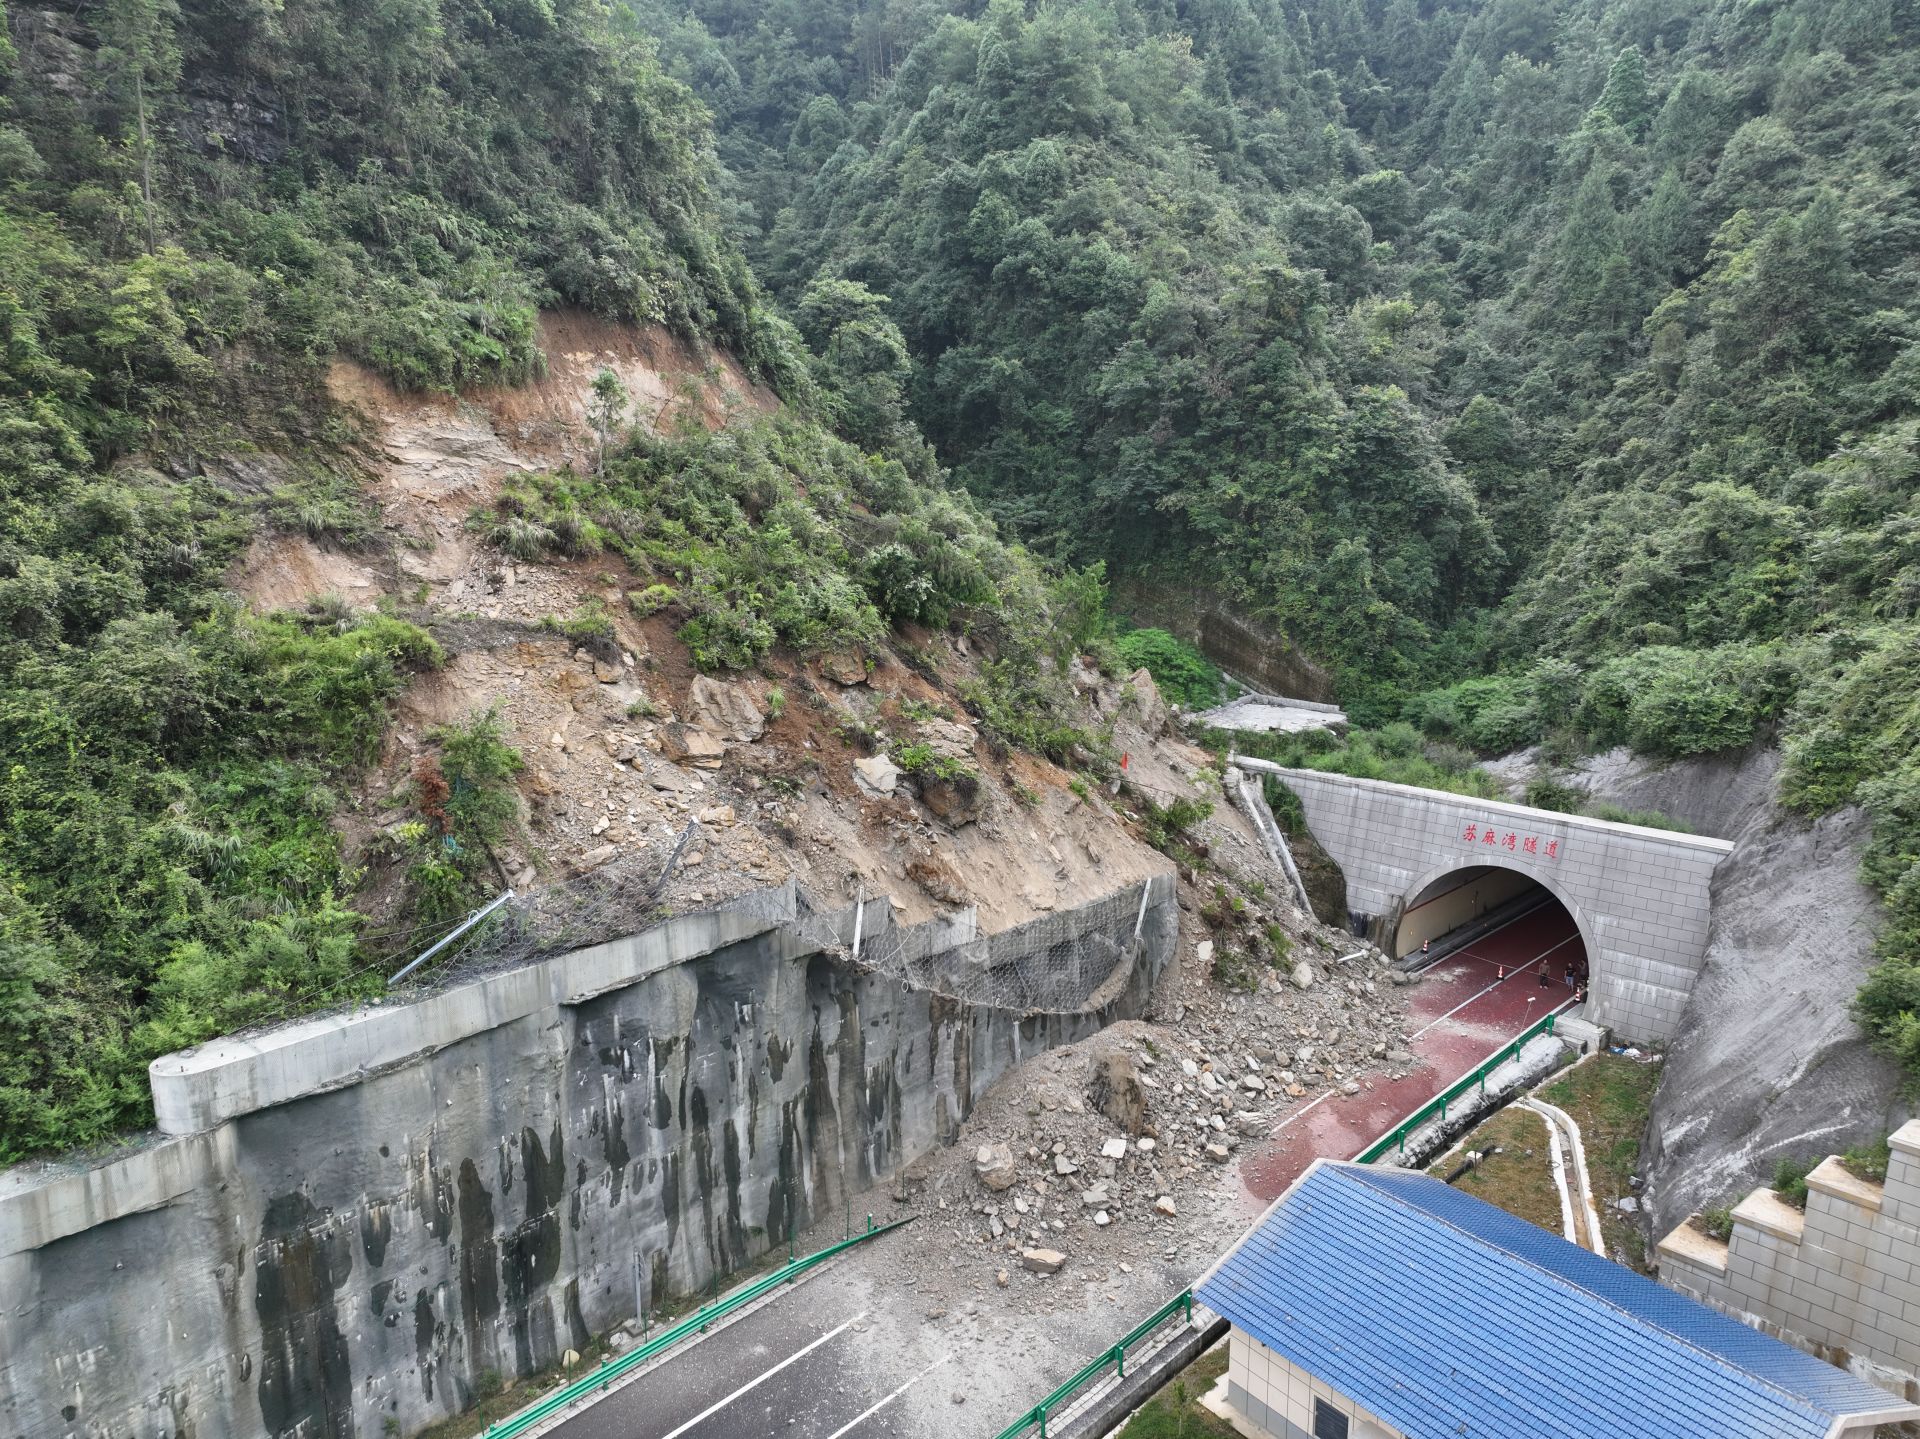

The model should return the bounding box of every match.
[1196,1161,1909,1439]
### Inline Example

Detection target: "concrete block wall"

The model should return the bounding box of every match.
[0,874,1176,1439]
[1225,1329,1401,1439]
[1254,767,1734,1040]
[1656,1119,1920,1397]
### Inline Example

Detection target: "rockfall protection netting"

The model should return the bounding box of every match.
[399,822,1174,1016]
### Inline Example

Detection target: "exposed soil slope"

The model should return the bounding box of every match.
[230,314,1202,941]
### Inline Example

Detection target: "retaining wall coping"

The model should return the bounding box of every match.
[1733,1187,1809,1245]
[1807,1156,1885,1215]
[1249,764,1737,853]
[1657,1221,1731,1276]
[1889,1119,1920,1159]
[148,897,792,1136]
[0,1123,240,1258]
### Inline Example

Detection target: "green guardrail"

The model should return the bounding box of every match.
[993,1288,1195,1439]
[482,1214,912,1439]
[1354,1007,1565,1164]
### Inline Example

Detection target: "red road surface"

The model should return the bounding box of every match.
[1241,901,1584,1201]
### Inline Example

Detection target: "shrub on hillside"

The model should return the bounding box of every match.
[1113,627,1221,708]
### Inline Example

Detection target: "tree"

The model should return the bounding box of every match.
[1551,160,1628,331]
[1590,47,1652,139]
[589,368,630,475]
[796,277,913,452]
[1630,166,1699,287]
[97,0,180,254]
[1823,0,1894,57]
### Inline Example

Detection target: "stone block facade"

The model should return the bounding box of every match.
[1249,765,1734,1040]
[1656,1119,1920,1398]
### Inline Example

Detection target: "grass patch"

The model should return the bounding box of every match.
[1441,1107,1569,1237]
[1842,1135,1892,1184]
[1115,1342,1238,1439]
[1113,626,1222,709]
[1538,1054,1661,1266]
[1772,1155,1815,1210]
[1206,722,1503,802]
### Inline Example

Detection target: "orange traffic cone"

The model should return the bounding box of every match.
[1496,964,1506,980]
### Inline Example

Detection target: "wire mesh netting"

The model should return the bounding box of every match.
[398,822,1172,1016]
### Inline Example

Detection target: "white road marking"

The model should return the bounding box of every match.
[1407,933,1577,1041]
[823,1354,953,1438]
[658,1312,867,1439]
[1267,921,1580,1143]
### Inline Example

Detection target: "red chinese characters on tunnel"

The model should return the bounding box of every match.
[1460,822,1560,859]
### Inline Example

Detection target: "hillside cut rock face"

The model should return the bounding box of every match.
[1555,747,1904,1234]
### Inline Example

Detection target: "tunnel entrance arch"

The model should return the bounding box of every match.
[1390,862,1595,1007]
[1392,861,1598,972]
[1232,759,1735,1040]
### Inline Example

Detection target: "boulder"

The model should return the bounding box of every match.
[822,651,867,686]
[1204,1143,1232,1164]
[974,1143,1018,1192]
[1100,1137,1129,1160]
[1021,1248,1066,1275]
[918,773,982,826]
[918,717,978,762]
[660,723,725,769]
[687,675,764,741]
[1087,1052,1148,1134]
[854,754,901,797]
[1122,667,1172,735]
[1289,961,1317,990]
[576,844,618,872]
[1153,1195,1177,1217]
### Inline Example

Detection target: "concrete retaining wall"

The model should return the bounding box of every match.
[1657,1120,1920,1397]
[1245,766,1734,1040]
[0,876,1176,1439]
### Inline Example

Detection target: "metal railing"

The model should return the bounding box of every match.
[1354,1009,1564,1163]
[992,1289,1195,1439]
[480,1214,911,1439]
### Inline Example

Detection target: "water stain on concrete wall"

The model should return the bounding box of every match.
[254,1193,355,1439]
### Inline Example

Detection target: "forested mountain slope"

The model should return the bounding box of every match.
[0,0,1105,1157]
[636,0,1920,1082]
[6,0,1920,1160]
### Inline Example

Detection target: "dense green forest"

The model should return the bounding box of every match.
[4,0,1920,1156]
[632,0,1920,1079]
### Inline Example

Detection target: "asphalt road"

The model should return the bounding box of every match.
[539,902,1586,1438]
[1242,898,1583,1199]
[541,1269,956,1439]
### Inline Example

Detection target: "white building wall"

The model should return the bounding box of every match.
[1226,1328,1403,1439]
